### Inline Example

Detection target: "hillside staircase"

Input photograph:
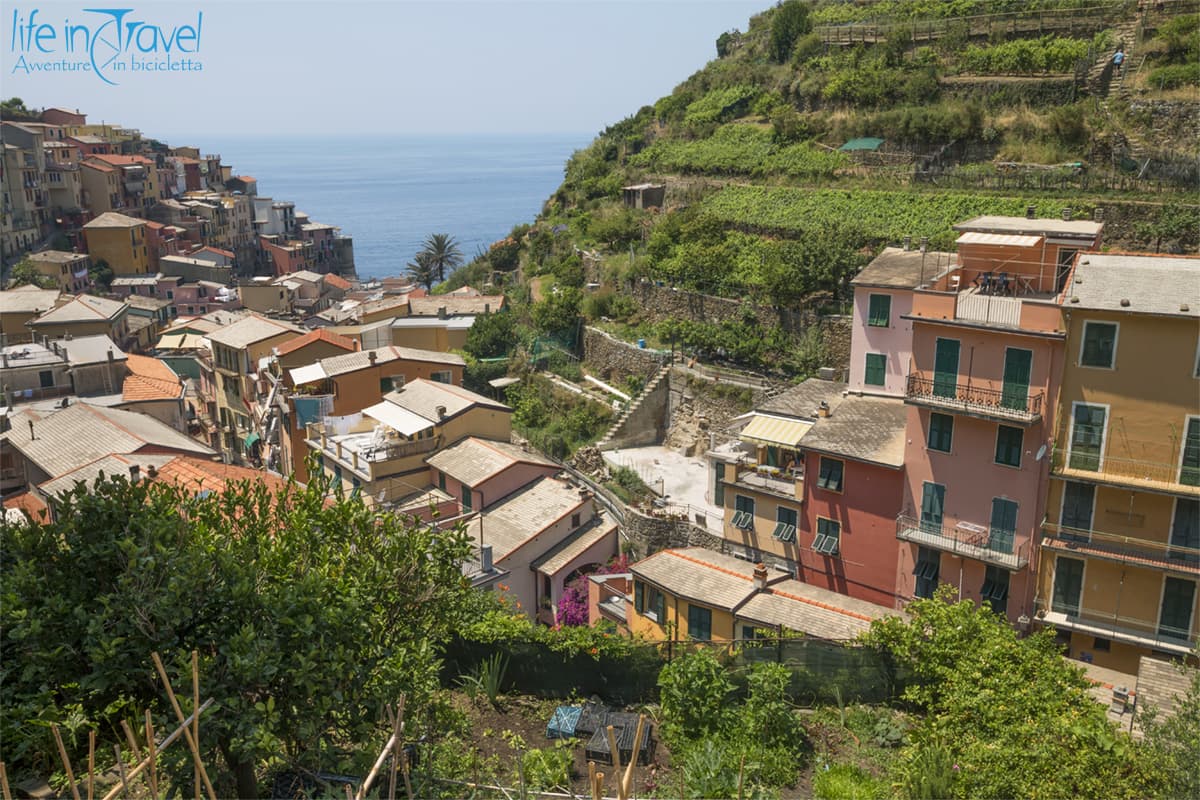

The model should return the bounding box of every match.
[1087,19,1141,99]
[596,366,671,451]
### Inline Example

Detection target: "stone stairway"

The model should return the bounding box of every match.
[1087,19,1140,98]
[597,365,671,450]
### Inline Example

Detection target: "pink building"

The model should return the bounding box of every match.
[895,214,1103,624]
[426,437,562,515]
[848,245,954,397]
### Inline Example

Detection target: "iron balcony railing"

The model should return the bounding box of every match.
[1041,522,1200,576]
[896,514,1030,570]
[904,373,1044,424]
[1033,596,1197,653]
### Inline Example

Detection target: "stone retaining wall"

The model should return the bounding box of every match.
[582,326,667,382]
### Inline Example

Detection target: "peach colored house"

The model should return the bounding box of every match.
[426,437,561,514]
[895,214,1103,625]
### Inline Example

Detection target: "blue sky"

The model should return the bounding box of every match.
[3,0,765,138]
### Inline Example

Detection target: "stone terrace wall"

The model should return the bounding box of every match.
[582,326,667,382]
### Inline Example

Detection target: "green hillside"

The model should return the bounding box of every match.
[448,0,1199,374]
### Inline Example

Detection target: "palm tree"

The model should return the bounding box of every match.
[419,233,463,282]
[406,252,437,292]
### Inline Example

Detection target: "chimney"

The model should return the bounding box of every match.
[1026,205,1036,219]
[817,401,831,419]
[107,349,114,363]
[1093,207,1105,221]
[368,350,377,365]
[1062,208,1073,221]
[752,563,769,591]
[484,303,490,315]
[919,236,928,253]
[902,236,912,251]
[129,464,140,483]
[437,306,447,320]
[480,544,494,573]
[28,419,35,440]
[147,464,158,479]
[435,405,447,420]
[1,353,7,369]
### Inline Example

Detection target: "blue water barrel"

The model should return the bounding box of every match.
[637,339,646,349]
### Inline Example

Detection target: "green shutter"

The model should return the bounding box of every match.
[988,498,1018,554]
[1061,482,1094,539]
[817,458,843,491]
[928,413,953,452]
[635,581,645,613]
[1080,322,1117,368]
[933,338,960,398]
[920,483,944,532]
[995,425,1023,467]
[868,294,891,326]
[865,353,886,386]
[688,604,712,641]
[1001,349,1032,411]
[714,463,726,506]
[1051,557,1084,616]
[1158,578,1195,640]
[1181,418,1200,486]
[1170,499,1199,562]
[1069,404,1106,471]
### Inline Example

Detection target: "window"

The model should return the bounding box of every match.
[1060,482,1095,541]
[1051,556,1084,616]
[688,604,712,640]
[38,370,54,388]
[813,518,840,556]
[927,412,953,453]
[933,338,960,399]
[1093,637,1111,652]
[920,482,945,533]
[1068,403,1107,471]
[634,580,644,613]
[1181,418,1200,486]
[981,565,1010,616]
[431,370,452,384]
[988,498,1018,554]
[864,353,886,386]
[867,294,891,327]
[773,506,798,542]
[994,425,1024,468]
[914,546,940,599]
[1159,578,1196,641]
[816,457,844,492]
[571,513,581,528]
[1170,499,1199,563]
[714,463,725,507]
[732,495,755,530]
[1080,321,1118,368]
[461,485,472,512]
[649,586,665,621]
[742,625,769,643]
[438,471,446,492]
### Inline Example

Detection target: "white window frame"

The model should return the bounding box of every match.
[1193,337,1200,379]
[1066,401,1111,471]
[1058,480,1098,541]
[1179,414,1200,485]
[1078,320,1119,370]
[430,369,452,384]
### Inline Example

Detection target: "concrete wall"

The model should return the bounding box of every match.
[599,369,670,450]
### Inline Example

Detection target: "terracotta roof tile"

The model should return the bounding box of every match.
[2,490,50,523]
[153,456,289,495]
[122,354,183,401]
[274,328,358,356]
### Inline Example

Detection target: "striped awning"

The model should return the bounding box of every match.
[740,414,813,448]
[956,231,1043,248]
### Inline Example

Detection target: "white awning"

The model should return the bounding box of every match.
[289,363,327,385]
[956,231,1043,248]
[740,414,813,447]
[362,400,434,437]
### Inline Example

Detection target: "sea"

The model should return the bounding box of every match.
[194,133,591,280]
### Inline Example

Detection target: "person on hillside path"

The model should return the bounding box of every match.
[1113,47,1125,75]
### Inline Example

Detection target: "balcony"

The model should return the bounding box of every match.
[1034,598,1196,656]
[896,514,1030,570]
[124,180,145,194]
[904,373,1044,424]
[729,463,804,501]
[1041,522,1200,578]
[305,421,441,474]
[1054,450,1200,498]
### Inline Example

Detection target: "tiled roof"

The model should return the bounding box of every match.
[32,294,126,324]
[464,477,586,561]
[323,274,352,290]
[426,437,557,489]
[633,548,787,610]
[2,490,50,523]
[408,295,504,316]
[737,578,901,641]
[83,211,145,229]
[852,247,957,289]
[206,314,305,349]
[51,334,124,365]
[797,395,907,468]
[27,250,87,265]
[758,379,846,419]
[2,403,213,479]
[152,456,289,495]
[39,453,174,497]
[88,154,154,167]
[122,354,183,402]
[953,215,1103,239]
[274,328,358,357]
[0,287,61,314]
[532,517,619,576]
[385,379,508,422]
[1068,253,1200,318]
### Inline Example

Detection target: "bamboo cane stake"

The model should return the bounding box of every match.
[353,730,400,800]
[398,699,414,800]
[112,746,128,800]
[386,703,400,800]
[587,762,598,800]
[150,652,217,800]
[50,724,82,800]
[604,726,622,800]
[619,715,645,800]
[0,762,13,800]
[192,650,200,800]
[87,729,96,800]
[119,720,142,763]
[144,712,157,800]
[98,698,214,800]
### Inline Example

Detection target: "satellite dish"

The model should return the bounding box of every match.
[1035,444,1047,462]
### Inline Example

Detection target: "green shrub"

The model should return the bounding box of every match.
[683,85,761,126]
[769,0,811,63]
[1148,62,1200,89]
[812,763,887,800]
[521,741,574,791]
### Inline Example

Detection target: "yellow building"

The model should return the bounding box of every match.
[1035,254,1200,673]
[83,212,151,275]
[627,547,899,644]
[25,251,92,293]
